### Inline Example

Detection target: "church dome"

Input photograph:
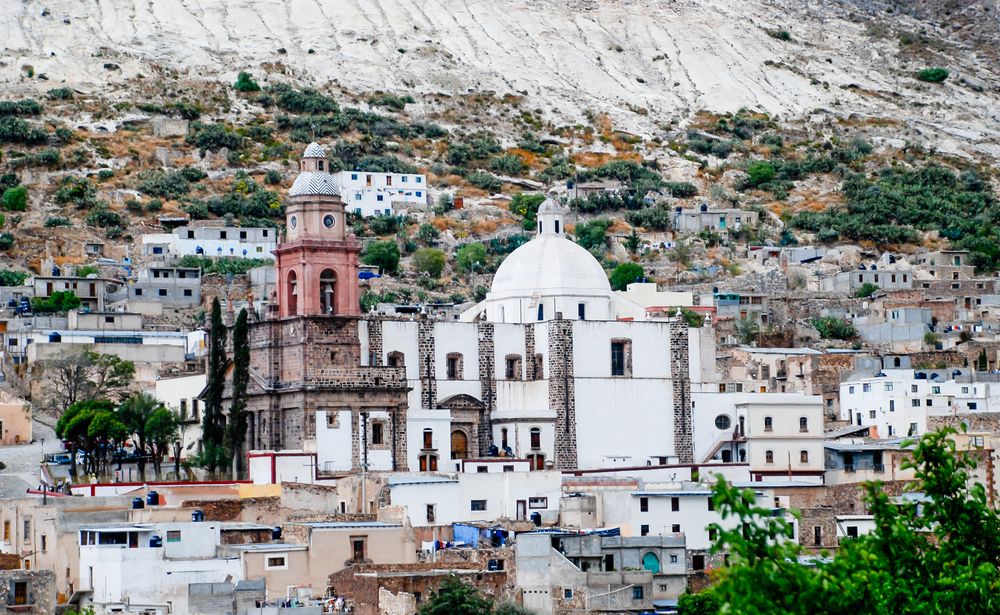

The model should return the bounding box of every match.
[303,142,327,158]
[490,235,611,299]
[289,172,340,197]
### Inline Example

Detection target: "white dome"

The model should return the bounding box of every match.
[490,235,610,299]
[289,172,340,197]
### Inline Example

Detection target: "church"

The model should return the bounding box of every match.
[226,144,714,475]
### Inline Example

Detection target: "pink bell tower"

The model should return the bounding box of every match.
[275,143,360,318]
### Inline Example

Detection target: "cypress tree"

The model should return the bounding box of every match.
[202,297,228,472]
[226,308,250,477]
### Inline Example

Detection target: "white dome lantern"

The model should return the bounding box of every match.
[289,142,340,197]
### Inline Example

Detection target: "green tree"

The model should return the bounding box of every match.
[624,228,641,254]
[509,193,546,229]
[201,298,228,473]
[2,185,27,211]
[924,331,941,348]
[977,349,988,372]
[418,575,493,615]
[574,218,611,251]
[456,243,487,273]
[416,223,440,246]
[32,290,81,313]
[736,318,761,344]
[117,392,160,478]
[743,161,776,189]
[233,71,261,92]
[226,308,250,478]
[678,590,722,615]
[363,240,401,274]
[145,406,179,477]
[855,282,879,298]
[56,399,116,476]
[610,262,645,291]
[708,427,1000,614]
[86,409,128,476]
[812,316,857,340]
[414,247,446,278]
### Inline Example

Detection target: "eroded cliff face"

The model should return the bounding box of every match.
[3,0,1000,157]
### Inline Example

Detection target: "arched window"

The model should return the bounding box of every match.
[721,449,733,463]
[538,221,542,233]
[530,427,541,449]
[893,357,901,368]
[555,220,560,234]
[422,428,433,449]
[451,430,469,460]
[446,353,463,380]
[319,269,336,314]
[764,416,773,431]
[387,351,405,368]
[800,450,809,464]
[799,416,808,432]
[642,552,660,574]
[537,304,544,321]
[286,270,298,315]
[765,450,774,464]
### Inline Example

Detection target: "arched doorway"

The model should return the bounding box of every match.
[319,269,336,314]
[528,453,545,471]
[642,552,660,574]
[286,271,298,315]
[451,430,468,460]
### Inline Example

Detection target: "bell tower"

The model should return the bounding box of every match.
[275,143,360,318]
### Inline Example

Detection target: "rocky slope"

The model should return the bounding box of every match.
[3,0,1000,158]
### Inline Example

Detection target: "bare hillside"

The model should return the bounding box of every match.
[3,0,1000,157]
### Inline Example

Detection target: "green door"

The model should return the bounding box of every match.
[642,552,660,574]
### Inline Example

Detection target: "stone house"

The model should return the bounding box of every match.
[0,569,54,614]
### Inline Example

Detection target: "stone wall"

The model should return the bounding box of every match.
[417,320,437,409]
[548,319,578,469]
[477,322,496,456]
[670,320,693,464]
[0,569,55,615]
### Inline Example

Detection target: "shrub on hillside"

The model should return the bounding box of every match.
[0,117,47,144]
[233,72,261,93]
[2,186,27,212]
[413,248,446,278]
[917,67,949,83]
[186,122,244,151]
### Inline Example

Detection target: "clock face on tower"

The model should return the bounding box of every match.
[323,214,336,228]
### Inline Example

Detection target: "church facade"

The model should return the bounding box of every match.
[227,145,710,475]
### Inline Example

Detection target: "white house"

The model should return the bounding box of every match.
[334,170,428,217]
[141,225,277,259]
[153,373,207,461]
[386,470,562,527]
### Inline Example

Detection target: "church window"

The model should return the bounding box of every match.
[286,271,298,314]
[715,415,731,430]
[319,269,336,314]
[323,214,336,228]
[800,450,809,464]
[610,339,632,377]
[505,354,522,380]
[578,303,586,320]
[799,416,808,432]
[387,351,404,367]
[765,450,774,464]
[764,416,773,431]
[371,421,384,445]
[530,428,541,449]
[446,353,463,380]
[318,160,324,171]
[538,221,542,233]
[555,221,560,233]
[537,304,544,321]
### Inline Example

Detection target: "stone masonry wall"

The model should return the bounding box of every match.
[367,318,383,366]
[670,320,693,464]
[418,320,437,409]
[548,319,578,469]
[477,321,496,456]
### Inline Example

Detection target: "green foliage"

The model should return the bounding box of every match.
[0,233,13,251]
[624,229,641,254]
[2,186,27,211]
[413,247,446,278]
[709,427,1000,614]
[416,223,440,246]
[456,243,487,273]
[32,290,81,313]
[54,176,99,208]
[736,318,761,344]
[610,262,645,291]
[46,87,75,100]
[176,255,273,275]
[677,590,722,615]
[791,166,996,258]
[0,174,18,193]
[368,92,414,110]
[233,71,262,92]
[812,316,857,340]
[509,193,546,227]
[680,308,706,328]
[538,155,573,182]
[138,169,196,199]
[0,116,47,144]
[489,154,526,176]
[0,270,28,286]
[665,181,698,198]
[767,29,793,41]
[8,148,60,169]
[924,331,941,347]
[75,265,99,277]
[687,135,737,158]
[743,160,776,188]
[467,171,502,192]
[226,308,251,477]
[186,122,244,151]
[855,282,879,298]
[363,240,401,274]
[264,169,282,185]
[625,206,672,231]
[917,67,949,83]
[265,83,339,114]
[574,218,611,251]
[202,298,228,473]
[86,206,126,229]
[418,575,493,615]
[0,99,42,116]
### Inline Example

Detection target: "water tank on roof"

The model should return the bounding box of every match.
[149,535,163,548]
[131,497,145,509]
[915,372,927,380]
[146,491,159,506]
[272,527,282,541]
[870,265,877,270]
[48,332,61,343]
[530,512,542,527]
[192,509,205,522]
[700,204,708,212]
